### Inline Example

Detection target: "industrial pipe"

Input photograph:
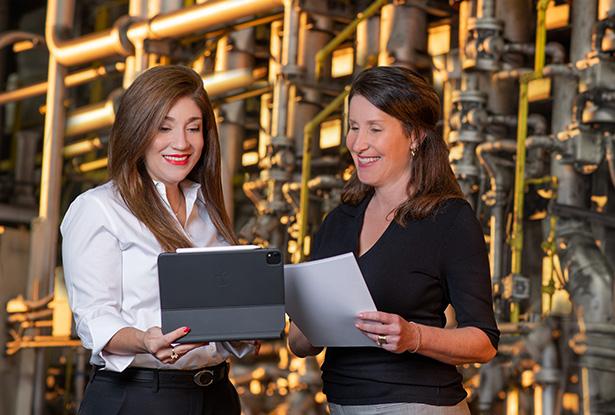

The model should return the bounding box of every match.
[46,0,283,67]
[0,62,125,105]
[62,68,267,139]
[314,0,388,79]
[509,0,550,322]
[296,86,349,262]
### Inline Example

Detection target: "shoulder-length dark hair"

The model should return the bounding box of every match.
[109,65,237,252]
[342,66,463,224]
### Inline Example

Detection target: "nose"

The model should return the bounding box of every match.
[347,128,369,154]
[171,128,189,150]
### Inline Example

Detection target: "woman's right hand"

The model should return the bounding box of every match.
[288,322,323,357]
[143,326,208,364]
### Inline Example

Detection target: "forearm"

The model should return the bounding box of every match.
[417,325,496,365]
[288,322,323,357]
[103,327,148,356]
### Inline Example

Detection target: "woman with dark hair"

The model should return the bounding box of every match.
[289,66,499,414]
[61,65,250,414]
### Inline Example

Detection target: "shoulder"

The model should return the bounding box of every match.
[433,197,472,219]
[61,182,121,234]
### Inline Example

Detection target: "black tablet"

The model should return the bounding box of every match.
[158,247,285,343]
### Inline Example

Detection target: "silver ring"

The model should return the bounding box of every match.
[377,335,387,346]
[170,347,179,360]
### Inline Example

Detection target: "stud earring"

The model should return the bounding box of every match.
[410,148,417,157]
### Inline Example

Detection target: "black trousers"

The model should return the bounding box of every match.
[78,367,241,415]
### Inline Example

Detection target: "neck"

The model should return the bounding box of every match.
[165,183,183,210]
[371,174,410,213]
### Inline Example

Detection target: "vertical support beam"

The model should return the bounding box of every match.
[15,1,72,415]
[509,0,549,322]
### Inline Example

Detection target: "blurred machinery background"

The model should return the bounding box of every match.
[0,0,614,414]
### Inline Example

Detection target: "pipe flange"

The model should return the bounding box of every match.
[111,15,140,57]
[467,17,504,32]
[457,129,484,143]
[452,163,480,178]
[452,90,487,104]
[535,368,561,385]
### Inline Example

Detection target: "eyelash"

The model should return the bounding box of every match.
[158,126,201,132]
[349,126,382,133]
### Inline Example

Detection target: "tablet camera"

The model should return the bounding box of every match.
[266,251,281,265]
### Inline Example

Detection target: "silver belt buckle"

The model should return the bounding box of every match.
[193,369,215,387]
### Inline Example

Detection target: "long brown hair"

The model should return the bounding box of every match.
[342,66,463,224]
[109,65,237,251]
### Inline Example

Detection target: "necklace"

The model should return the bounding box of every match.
[171,191,185,217]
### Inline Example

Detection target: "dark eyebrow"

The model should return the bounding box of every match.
[163,116,202,123]
[348,118,384,124]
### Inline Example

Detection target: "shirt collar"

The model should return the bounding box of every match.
[152,179,202,218]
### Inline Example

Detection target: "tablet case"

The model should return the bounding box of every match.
[158,248,285,342]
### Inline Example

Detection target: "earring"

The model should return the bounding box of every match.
[410,148,417,157]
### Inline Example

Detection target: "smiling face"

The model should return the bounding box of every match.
[144,96,204,187]
[346,95,413,191]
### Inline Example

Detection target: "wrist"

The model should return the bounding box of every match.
[408,321,422,353]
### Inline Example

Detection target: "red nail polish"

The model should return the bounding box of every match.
[184,327,191,333]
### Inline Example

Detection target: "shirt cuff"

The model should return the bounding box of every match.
[89,313,134,372]
[216,341,254,358]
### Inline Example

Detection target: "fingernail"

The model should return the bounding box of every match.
[184,327,191,333]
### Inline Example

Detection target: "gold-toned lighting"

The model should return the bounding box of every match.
[331,47,354,78]
[63,137,103,158]
[76,157,108,173]
[12,40,35,53]
[319,119,342,149]
[241,151,259,167]
[545,1,569,30]
[528,78,551,102]
[428,24,450,56]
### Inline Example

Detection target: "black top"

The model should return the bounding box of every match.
[311,195,499,406]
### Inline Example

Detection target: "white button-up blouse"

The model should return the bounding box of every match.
[60,180,249,372]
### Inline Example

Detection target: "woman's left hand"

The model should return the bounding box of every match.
[355,311,420,354]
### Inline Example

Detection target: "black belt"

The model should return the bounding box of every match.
[93,361,229,389]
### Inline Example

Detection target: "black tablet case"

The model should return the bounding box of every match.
[158,248,285,342]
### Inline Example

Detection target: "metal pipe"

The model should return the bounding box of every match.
[503,42,566,64]
[539,343,559,415]
[0,63,125,106]
[15,1,74,414]
[63,137,104,158]
[314,0,388,79]
[48,0,282,67]
[488,114,547,135]
[296,86,349,262]
[477,0,495,19]
[509,0,550,322]
[61,68,267,138]
[606,138,615,189]
[65,98,116,138]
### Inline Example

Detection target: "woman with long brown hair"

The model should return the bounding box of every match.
[61,65,248,414]
[289,66,499,414]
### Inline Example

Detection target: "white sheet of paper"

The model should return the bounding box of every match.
[284,252,377,347]
[176,245,260,253]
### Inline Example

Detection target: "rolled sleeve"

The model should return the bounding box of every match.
[215,341,255,359]
[61,194,134,370]
[440,202,500,349]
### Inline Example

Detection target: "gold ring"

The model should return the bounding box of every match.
[170,347,179,360]
[377,335,387,346]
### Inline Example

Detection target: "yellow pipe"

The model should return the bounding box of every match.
[509,0,550,322]
[314,0,388,79]
[296,86,350,262]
